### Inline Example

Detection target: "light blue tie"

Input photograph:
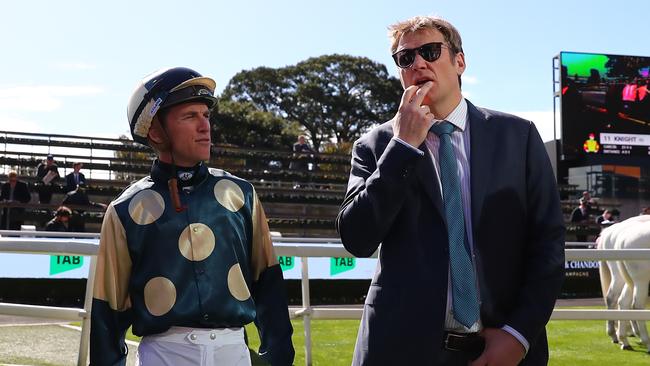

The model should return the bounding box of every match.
[429,121,480,328]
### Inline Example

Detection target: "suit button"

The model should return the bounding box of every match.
[203,314,209,320]
[210,333,216,340]
[190,334,197,341]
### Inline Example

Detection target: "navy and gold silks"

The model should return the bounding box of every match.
[90,161,294,366]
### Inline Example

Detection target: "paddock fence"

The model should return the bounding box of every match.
[2,233,650,366]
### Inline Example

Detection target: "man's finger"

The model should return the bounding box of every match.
[400,85,420,107]
[411,81,433,106]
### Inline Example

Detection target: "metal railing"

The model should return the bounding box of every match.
[0,233,99,366]
[2,234,650,366]
[276,241,650,365]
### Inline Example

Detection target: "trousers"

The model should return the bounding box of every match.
[136,326,251,366]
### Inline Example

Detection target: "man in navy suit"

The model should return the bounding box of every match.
[65,162,86,193]
[337,16,565,365]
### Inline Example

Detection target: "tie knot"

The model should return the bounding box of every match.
[429,121,454,136]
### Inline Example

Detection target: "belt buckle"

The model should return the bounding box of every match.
[444,332,466,352]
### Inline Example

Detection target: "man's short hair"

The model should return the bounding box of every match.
[55,206,72,217]
[8,171,17,179]
[388,15,463,56]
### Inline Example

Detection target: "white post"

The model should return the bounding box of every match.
[78,255,97,366]
[301,256,312,366]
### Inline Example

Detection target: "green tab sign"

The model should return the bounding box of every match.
[278,256,295,271]
[330,257,355,276]
[50,255,83,275]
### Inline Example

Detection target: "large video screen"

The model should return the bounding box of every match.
[560,52,650,159]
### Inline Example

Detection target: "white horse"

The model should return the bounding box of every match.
[598,215,650,352]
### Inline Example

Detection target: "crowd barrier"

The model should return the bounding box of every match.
[2,232,650,366]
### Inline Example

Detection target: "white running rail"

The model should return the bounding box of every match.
[2,233,650,366]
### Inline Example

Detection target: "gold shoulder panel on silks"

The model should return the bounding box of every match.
[251,188,279,282]
[93,204,133,312]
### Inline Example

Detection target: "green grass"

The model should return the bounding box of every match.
[245,319,358,365]
[80,310,650,365]
[547,306,650,365]
[119,320,359,365]
[548,316,650,366]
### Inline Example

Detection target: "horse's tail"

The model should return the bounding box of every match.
[597,235,612,302]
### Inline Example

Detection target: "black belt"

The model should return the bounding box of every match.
[443,331,485,361]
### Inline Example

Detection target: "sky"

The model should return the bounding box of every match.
[1,0,649,144]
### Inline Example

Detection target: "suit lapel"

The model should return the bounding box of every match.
[468,101,495,241]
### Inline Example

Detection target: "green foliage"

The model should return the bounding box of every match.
[222,54,402,150]
[113,134,153,181]
[211,99,302,150]
[318,141,353,173]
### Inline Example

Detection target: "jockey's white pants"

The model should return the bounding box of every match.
[135,326,251,366]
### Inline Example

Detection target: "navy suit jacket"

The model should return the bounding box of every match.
[1,181,31,203]
[337,101,565,365]
[65,172,86,193]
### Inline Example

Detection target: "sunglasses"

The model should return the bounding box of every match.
[392,42,452,69]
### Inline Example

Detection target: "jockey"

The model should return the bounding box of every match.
[90,67,294,366]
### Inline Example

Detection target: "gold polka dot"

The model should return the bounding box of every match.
[128,189,165,225]
[144,277,176,316]
[214,179,245,212]
[178,223,215,261]
[227,263,251,301]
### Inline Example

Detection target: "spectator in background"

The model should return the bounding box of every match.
[0,171,31,230]
[36,154,60,204]
[65,162,86,193]
[289,135,315,170]
[596,209,615,225]
[62,183,105,232]
[45,206,71,232]
[581,190,595,209]
[571,198,590,241]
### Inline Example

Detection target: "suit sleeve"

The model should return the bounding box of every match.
[507,123,565,345]
[336,137,423,257]
[65,175,73,192]
[250,189,295,366]
[90,204,133,366]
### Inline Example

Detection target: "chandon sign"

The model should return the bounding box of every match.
[565,260,600,269]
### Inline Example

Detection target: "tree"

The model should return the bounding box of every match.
[222,54,402,150]
[113,135,152,181]
[211,99,301,150]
